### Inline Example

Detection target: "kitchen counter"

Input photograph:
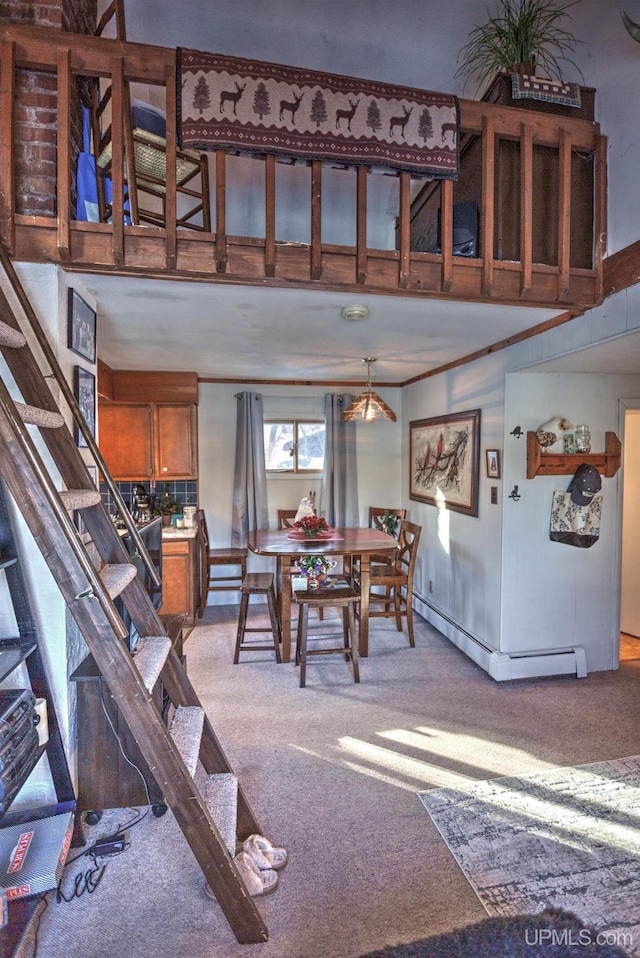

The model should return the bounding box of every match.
[162,525,198,539]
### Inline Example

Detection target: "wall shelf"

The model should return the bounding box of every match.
[526,431,622,479]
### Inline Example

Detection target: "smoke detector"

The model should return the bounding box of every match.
[341,304,369,322]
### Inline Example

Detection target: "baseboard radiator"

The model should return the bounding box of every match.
[413,593,587,681]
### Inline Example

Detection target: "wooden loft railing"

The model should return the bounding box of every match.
[0,22,606,312]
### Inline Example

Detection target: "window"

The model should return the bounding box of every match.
[264,420,325,473]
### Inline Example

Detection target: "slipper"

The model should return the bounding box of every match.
[204,851,278,899]
[243,833,288,871]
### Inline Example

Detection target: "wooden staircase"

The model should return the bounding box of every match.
[0,244,268,944]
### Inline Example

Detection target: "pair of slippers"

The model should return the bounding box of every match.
[205,834,288,900]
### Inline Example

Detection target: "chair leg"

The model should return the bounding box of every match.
[406,589,415,648]
[298,604,309,688]
[348,601,360,683]
[394,587,403,632]
[342,607,350,661]
[266,586,283,664]
[233,592,250,664]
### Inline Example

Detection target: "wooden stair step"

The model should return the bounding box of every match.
[14,401,65,429]
[169,705,204,777]
[99,562,138,599]
[59,489,102,511]
[132,635,171,691]
[0,321,26,348]
[205,773,238,856]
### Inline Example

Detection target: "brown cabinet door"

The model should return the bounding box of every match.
[161,538,196,622]
[98,402,153,479]
[154,404,197,479]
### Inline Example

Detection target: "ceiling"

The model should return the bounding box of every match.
[83,0,640,386]
[84,272,563,384]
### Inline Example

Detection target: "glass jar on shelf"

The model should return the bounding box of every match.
[574,424,591,453]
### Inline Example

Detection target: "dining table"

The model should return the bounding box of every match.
[247,527,399,664]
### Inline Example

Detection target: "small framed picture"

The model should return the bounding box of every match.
[74,366,96,448]
[486,449,501,479]
[67,289,96,363]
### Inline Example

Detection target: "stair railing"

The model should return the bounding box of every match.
[0,244,160,588]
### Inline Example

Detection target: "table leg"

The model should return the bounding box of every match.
[281,556,293,663]
[359,553,370,658]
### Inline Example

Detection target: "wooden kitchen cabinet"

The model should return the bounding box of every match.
[161,534,199,624]
[98,401,198,480]
[154,404,197,478]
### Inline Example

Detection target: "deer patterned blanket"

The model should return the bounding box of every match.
[177,49,459,179]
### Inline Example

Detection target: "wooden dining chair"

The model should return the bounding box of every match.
[196,510,247,618]
[368,507,407,568]
[355,519,422,647]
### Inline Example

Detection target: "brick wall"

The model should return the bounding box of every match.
[1,0,99,217]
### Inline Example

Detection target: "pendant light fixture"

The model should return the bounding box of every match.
[342,357,396,423]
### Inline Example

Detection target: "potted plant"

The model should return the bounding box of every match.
[380,510,400,537]
[153,484,182,526]
[455,0,584,96]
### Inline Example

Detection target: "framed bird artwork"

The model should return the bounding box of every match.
[410,409,481,516]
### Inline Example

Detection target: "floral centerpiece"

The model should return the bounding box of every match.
[294,515,330,538]
[295,555,337,588]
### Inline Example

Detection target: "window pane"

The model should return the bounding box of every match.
[297,422,325,471]
[264,422,294,471]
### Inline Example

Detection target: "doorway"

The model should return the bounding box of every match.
[620,407,640,654]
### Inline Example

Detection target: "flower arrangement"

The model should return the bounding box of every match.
[296,555,336,578]
[294,515,330,538]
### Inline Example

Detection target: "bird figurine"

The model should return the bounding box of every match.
[535,417,573,453]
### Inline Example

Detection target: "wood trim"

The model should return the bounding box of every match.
[481,114,495,296]
[440,179,453,292]
[110,55,126,267]
[97,358,115,401]
[557,128,572,301]
[215,150,227,273]
[603,239,640,296]
[264,154,276,277]
[164,60,178,270]
[311,160,322,280]
[398,172,411,288]
[111,370,199,403]
[56,46,71,262]
[594,133,608,300]
[356,165,367,284]
[520,122,533,298]
[0,40,15,254]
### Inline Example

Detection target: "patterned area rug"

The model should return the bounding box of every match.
[418,756,640,956]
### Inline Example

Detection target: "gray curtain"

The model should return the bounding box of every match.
[231,392,269,546]
[319,393,359,527]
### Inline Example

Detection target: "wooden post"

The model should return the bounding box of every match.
[311,160,322,280]
[264,154,276,277]
[520,121,533,298]
[56,47,71,261]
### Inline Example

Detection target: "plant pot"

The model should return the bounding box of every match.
[161,515,172,526]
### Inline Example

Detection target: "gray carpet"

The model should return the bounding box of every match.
[29,609,640,958]
[419,756,640,956]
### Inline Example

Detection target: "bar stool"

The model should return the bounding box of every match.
[197,510,247,618]
[234,573,282,663]
[293,579,360,688]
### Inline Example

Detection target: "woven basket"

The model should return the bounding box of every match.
[97,128,202,195]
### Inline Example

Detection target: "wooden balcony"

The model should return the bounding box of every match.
[0,22,606,312]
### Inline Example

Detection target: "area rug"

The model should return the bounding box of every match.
[178,48,459,179]
[418,755,640,956]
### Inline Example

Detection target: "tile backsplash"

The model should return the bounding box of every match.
[100,480,198,517]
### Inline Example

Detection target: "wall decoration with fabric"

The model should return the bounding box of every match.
[178,49,459,180]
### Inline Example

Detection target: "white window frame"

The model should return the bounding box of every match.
[264,419,325,474]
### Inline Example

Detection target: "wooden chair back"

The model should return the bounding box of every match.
[278,509,298,529]
[368,507,406,538]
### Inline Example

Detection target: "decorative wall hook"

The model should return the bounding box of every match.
[508,485,521,501]
[510,426,523,438]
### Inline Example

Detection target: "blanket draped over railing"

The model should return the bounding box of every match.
[177,49,459,179]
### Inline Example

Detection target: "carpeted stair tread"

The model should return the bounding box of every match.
[132,635,171,692]
[99,562,138,599]
[15,401,64,429]
[169,706,204,777]
[204,773,238,856]
[0,321,26,349]
[59,489,102,511]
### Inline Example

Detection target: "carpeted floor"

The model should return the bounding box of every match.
[30,611,640,958]
[419,756,640,956]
